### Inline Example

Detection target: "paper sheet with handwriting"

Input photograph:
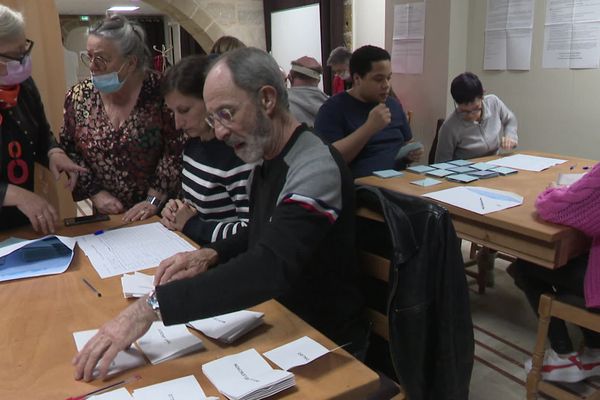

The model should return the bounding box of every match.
[132,375,217,400]
[263,336,330,371]
[77,222,195,278]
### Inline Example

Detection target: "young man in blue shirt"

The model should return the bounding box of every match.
[315,45,422,177]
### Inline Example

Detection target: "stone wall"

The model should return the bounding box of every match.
[143,0,266,50]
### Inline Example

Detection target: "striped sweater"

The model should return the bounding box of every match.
[535,162,600,308]
[181,138,254,244]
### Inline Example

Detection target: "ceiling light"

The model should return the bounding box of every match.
[107,6,140,12]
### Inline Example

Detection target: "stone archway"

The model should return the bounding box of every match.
[143,0,266,50]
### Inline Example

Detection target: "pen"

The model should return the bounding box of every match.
[480,197,485,210]
[65,374,141,400]
[570,163,577,170]
[82,278,102,297]
[95,219,136,235]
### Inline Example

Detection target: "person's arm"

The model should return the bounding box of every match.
[494,95,518,145]
[535,163,600,237]
[182,217,248,245]
[23,79,60,168]
[434,120,457,163]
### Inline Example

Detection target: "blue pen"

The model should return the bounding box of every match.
[94,230,104,235]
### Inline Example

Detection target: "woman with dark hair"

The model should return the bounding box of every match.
[435,71,518,162]
[160,55,253,244]
[60,15,184,221]
[0,5,86,233]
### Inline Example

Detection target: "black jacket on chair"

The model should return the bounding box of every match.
[356,186,474,400]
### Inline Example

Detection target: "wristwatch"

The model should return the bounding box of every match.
[146,289,162,320]
[146,195,164,209]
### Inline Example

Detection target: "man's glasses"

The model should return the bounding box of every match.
[205,108,235,130]
[0,39,34,64]
[80,53,111,71]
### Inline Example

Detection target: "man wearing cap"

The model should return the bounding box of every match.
[287,56,328,126]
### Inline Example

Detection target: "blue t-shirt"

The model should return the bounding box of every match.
[314,91,412,178]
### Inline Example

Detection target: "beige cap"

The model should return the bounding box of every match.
[290,56,322,80]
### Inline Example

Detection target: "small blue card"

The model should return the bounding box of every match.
[373,169,404,178]
[426,169,454,178]
[448,166,477,174]
[491,166,518,175]
[446,174,479,183]
[468,170,499,179]
[407,165,435,174]
[411,178,442,187]
[430,162,455,170]
[448,159,474,166]
[471,162,495,171]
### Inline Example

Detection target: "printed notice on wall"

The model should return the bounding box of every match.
[391,2,426,74]
[484,0,534,70]
[543,0,600,69]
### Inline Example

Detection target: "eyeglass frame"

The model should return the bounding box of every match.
[0,39,34,65]
[454,98,484,117]
[80,52,112,71]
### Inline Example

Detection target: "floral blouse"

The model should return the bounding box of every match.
[59,72,184,208]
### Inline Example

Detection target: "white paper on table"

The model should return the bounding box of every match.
[557,172,586,186]
[73,330,146,377]
[136,321,204,365]
[202,348,295,400]
[263,336,330,371]
[423,186,523,215]
[89,387,133,400]
[121,272,154,298]
[77,222,195,279]
[0,235,77,282]
[132,375,210,400]
[488,154,566,171]
[188,310,264,343]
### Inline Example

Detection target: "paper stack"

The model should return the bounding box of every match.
[263,336,330,370]
[132,375,217,400]
[136,321,204,365]
[121,272,154,298]
[73,330,146,378]
[188,310,264,343]
[202,348,295,400]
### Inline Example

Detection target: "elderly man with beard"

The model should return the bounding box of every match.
[72,47,365,382]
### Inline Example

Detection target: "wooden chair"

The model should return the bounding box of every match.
[357,207,406,400]
[527,294,600,400]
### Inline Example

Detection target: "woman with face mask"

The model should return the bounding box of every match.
[0,5,86,234]
[59,15,184,221]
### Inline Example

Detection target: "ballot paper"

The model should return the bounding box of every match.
[121,272,154,298]
[188,310,265,343]
[407,165,435,174]
[77,222,195,278]
[263,336,330,371]
[73,330,146,377]
[135,321,204,365]
[202,348,295,400]
[410,178,442,187]
[488,154,566,172]
[423,186,523,215]
[132,375,216,400]
[0,235,76,282]
[89,388,133,400]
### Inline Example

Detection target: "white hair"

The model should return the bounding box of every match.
[0,5,25,40]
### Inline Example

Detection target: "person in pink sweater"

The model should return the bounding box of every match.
[509,162,600,383]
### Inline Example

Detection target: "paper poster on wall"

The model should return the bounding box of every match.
[391,2,426,74]
[542,0,600,69]
[484,0,534,70]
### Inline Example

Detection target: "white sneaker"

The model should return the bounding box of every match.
[524,349,586,383]
[580,347,600,379]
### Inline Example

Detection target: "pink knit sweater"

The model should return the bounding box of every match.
[535,162,600,308]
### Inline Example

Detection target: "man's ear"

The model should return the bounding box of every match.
[258,85,277,115]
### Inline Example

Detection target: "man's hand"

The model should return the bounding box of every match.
[160,199,197,231]
[500,136,517,150]
[365,103,391,133]
[72,299,157,381]
[91,191,124,215]
[154,248,219,286]
[48,150,88,191]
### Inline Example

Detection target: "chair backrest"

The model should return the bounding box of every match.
[428,118,445,164]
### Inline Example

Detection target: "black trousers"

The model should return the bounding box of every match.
[510,254,600,354]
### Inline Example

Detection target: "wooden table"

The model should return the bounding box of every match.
[356,151,594,269]
[0,218,379,400]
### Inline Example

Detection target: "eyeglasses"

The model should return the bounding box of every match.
[455,102,483,117]
[0,39,34,64]
[80,52,111,71]
[205,108,235,130]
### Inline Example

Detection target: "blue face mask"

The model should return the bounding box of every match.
[91,63,127,93]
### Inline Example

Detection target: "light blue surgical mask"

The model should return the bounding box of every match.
[91,62,128,93]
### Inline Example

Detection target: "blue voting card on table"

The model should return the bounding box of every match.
[411,178,442,187]
[471,162,496,171]
[429,162,455,170]
[448,166,477,174]
[448,159,474,166]
[426,169,455,178]
[468,170,500,179]
[446,174,479,183]
[373,169,404,178]
[407,165,435,174]
[491,166,518,175]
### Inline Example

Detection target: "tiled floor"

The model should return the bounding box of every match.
[467,248,599,399]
